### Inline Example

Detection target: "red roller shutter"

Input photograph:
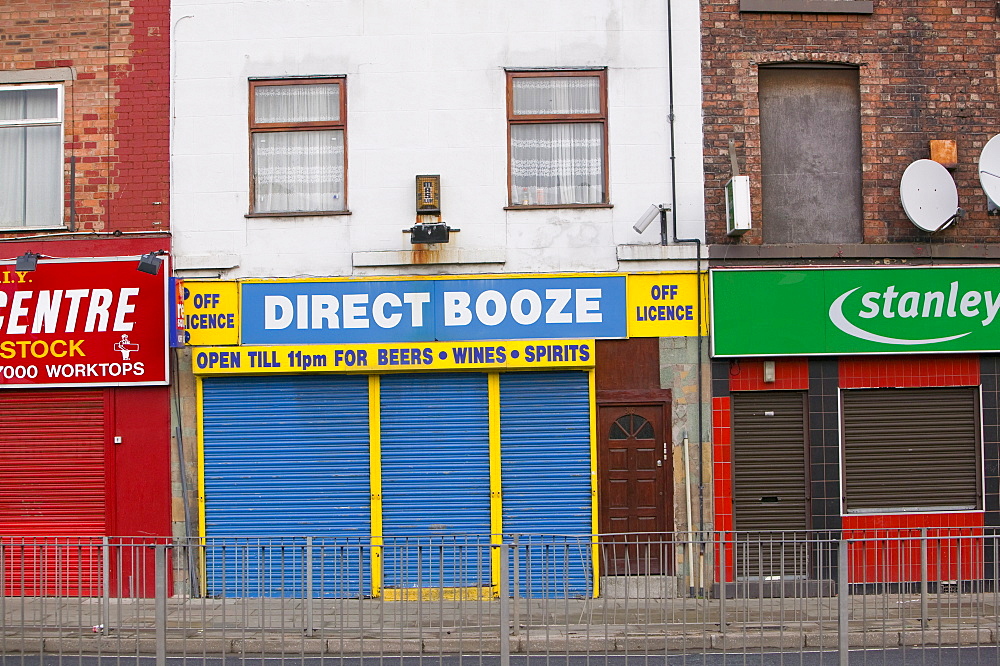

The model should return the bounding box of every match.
[0,389,107,595]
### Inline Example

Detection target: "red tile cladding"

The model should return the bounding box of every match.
[839,356,979,389]
[712,395,734,582]
[843,513,985,584]
[728,359,809,392]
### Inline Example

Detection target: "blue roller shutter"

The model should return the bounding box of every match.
[202,375,370,598]
[500,371,592,597]
[380,373,491,590]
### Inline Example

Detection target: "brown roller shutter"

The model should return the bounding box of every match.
[0,389,106,595]
[732,391,809,531]
[842,387,979,513]
[731,391,809,579]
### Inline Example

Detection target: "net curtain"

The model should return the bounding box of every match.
[510,77,604,206]
[253,84,345,213]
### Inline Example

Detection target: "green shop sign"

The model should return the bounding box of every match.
[711,266,1000,356]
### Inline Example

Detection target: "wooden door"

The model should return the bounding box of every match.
[598,405,672,575]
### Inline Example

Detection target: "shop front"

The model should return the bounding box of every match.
[710,266,1000,586]
[0,248,173,596]
[185,272,705,598]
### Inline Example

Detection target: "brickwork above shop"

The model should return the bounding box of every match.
[0,0,169,233]
[702,0,1000,247]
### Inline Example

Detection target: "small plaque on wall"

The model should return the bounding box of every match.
[416,175,441,215]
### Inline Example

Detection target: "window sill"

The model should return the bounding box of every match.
[739,0,873,13]
[504,203,613,211]
[246,210,351,218]
[0,224,69,232]
[617,244,701,261]
[353,248,506,267]
[706,242,1000,261]
[174,253,240,271]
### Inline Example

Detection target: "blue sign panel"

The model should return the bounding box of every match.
[241,276,626,344]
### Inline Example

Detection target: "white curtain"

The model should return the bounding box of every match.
[511,76,600,115]
[510,123,604,205]
[253,84,344,213]
[254,83,340,124]
[0,87,61,227]
[510,77,603,205]
[254,130,345,213]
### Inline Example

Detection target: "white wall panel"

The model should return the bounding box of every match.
[171,0,705,278]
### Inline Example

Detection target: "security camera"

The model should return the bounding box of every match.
[633,204,664,234]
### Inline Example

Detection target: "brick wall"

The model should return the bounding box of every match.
[0,0,169,234]
[702,1,1000,245]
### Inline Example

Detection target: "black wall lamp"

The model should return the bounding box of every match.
[406,223,457,244]
[137,250,168,275]
[15,252,40,272]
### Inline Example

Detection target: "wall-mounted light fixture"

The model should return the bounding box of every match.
[763,360,776,383]
[407,223,455,243]
[15,252,39,272]
[137,250,168,275]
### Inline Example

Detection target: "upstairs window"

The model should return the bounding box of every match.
[249,78,346,215]
[507,70,608,207]
[758,65,862,243]
[0,84,63,228]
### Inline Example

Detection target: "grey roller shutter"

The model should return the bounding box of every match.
[500,371,592,598]
[202,375,371,598]
[842,387,980,513]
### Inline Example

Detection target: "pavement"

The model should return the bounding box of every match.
[3,591,1000,656]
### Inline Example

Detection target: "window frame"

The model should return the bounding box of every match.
[757,64,863,243]
[505,69,610,209]
[247,76,349,217]
[0,82,65,229]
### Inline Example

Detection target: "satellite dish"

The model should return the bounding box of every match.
[979,134,1000,210]
[900,159,959,232]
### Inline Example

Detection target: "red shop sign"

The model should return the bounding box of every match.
[0,257,169,388]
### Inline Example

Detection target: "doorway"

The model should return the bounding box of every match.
[730,390,809,579]
[598,404,672,575]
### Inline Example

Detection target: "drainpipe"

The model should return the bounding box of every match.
[664,0,707,594]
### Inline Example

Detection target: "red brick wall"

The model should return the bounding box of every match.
[702,1,1000,245]
[0,0,169,234]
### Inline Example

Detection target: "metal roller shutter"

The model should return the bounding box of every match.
[731,391,809,579]
[500,371,592,597]
[202,375,371,597]
[842,387,980,512]
[380,373,491,590]
[0,389,106,596]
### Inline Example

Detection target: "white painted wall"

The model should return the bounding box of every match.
[170,0,704,279]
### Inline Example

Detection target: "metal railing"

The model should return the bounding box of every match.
[2,530,999,664]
